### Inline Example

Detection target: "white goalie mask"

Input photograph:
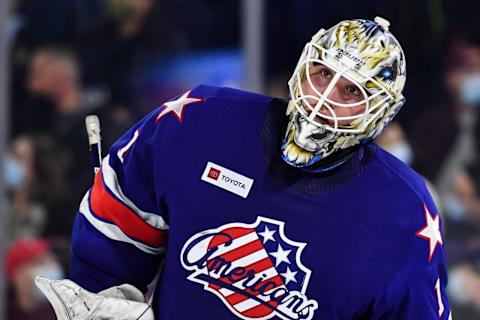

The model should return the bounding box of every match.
[282,17,407,167]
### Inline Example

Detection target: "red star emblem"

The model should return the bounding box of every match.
[155,90,204,123]
[415,204,443,262]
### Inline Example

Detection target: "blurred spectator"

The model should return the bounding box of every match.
[25,46,132,213]
[27,47,83,114]
[444,168,480,228]
[5,134,74,240]
[9,0,94,138]
[442,168,480,319]
[405,36,480,188]
[7,135,45,240]
[377,122,443,212]
[394,32,480,320]
[5,238,62,320]
[376,122,414,166]
[449,263,480,319]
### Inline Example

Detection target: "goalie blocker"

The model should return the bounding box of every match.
[35,276,154,320]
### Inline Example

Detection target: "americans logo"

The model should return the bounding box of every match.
[180,217,318,320]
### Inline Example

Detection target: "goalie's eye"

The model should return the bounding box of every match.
[309,64,334,81]
[378,66,396,81]
[319,68,333,78]
[345,85,361,97]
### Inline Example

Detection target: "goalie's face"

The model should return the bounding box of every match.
[300,63,367,127]
[283,18,407,168]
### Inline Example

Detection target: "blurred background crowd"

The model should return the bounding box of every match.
[3,0,480,319]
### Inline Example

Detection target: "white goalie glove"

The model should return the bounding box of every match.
[35,276,154,320]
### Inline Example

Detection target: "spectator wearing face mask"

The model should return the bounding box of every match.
[404,33,480,190]
[5,135,44,241]
[377,122,442,212]
[5,237,63,320]
[4,135,73,240]
[441,168,480,319]
[376,122,414,166]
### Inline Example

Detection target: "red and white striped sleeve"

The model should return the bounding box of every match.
[71,111,169,292]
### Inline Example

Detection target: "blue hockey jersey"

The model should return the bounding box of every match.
[70,85,451,319]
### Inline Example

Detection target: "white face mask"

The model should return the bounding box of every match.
[459,73,480,106]
[4,155,26,191]
[443,194,468,221]
[385,141,413,165]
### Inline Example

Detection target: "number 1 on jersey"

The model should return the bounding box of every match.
[435,277,444,317]
[117,129,140,163]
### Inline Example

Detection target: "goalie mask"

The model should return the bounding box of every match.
[282,17,406,167]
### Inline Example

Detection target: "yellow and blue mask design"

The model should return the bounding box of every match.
[283,17,406,168]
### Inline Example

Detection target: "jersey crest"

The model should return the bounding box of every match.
[180,216,318,320]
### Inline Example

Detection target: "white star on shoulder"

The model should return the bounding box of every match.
[155,90,204,123]
[269,244,291,267]
[280,266,298,285]
[415,204,443,262]
[258,226,276,244]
